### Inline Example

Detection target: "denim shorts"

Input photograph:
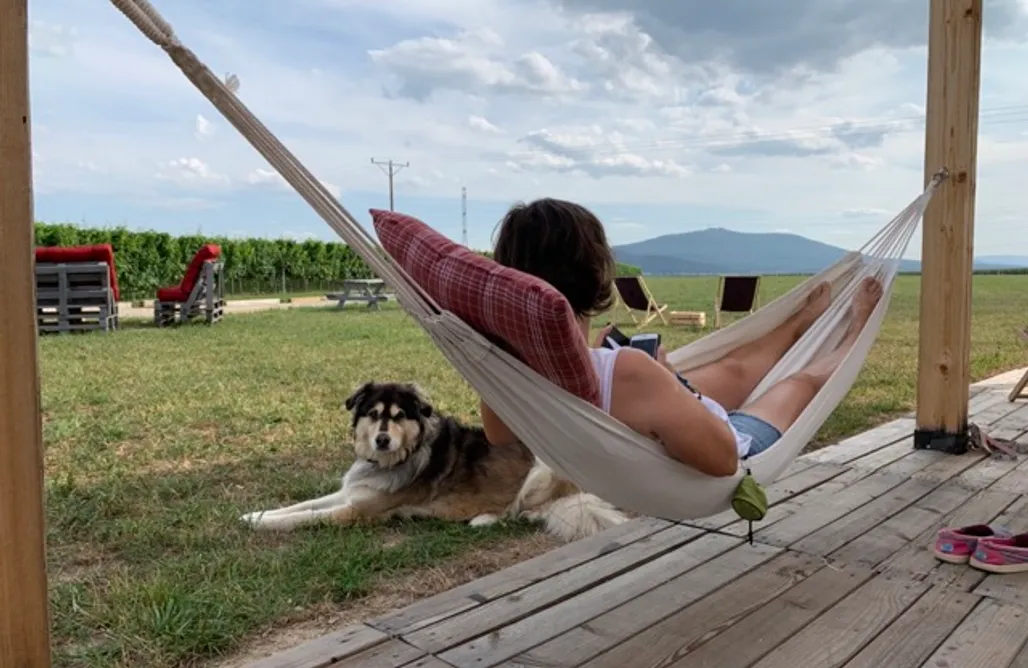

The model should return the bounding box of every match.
[728,411,782,459]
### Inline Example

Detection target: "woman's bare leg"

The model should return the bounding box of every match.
[736,277,883,433]
[685,281,833,411]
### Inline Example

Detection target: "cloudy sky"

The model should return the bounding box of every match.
[28,0,1028,257]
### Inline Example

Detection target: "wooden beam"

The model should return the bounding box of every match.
[914,0,983,454]
[0,0,53,665]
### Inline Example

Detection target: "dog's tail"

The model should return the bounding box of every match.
[528,492,630,542]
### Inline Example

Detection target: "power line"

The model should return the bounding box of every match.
[370,158,409,211]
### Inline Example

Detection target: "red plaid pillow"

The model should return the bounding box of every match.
[371,209,600,406]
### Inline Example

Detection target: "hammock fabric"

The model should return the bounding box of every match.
[107,0,948,520]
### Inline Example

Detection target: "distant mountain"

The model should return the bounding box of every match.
[975,255,1028,269]
[613,227,921,275]
[613,228,1027,275]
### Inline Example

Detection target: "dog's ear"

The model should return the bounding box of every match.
[344,382,373,412]
[404,383,433,418]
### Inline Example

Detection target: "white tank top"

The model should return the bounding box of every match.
[588,347,752,457]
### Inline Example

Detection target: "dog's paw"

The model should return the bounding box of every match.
[469,514,499,528]
[240,511,275,530]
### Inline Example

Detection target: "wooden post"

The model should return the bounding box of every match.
[914,0,983,454]
[0,0,53,665]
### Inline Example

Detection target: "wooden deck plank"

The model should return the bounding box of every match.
[720,438,967,540]
[685,462,850,531]
[369,516,671,635]
[500,541,782,668]
[829,483,976,569]
[840,584,980,668]
[402,524,704,655]
[327,639,423,668]
[748,572,930,668]
[754,469,910,547]
[570,551,826,668]
[395,658,456,668]
[802,418,915,465]
[917,597,1028,668]
[1010,635,1028,668]
[656,562,875,668]
[789,477,939,556]
[246,624,389,668]
[790,443,993,559]
[433,533,742,668]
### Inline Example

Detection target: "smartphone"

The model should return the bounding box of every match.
[629,332,661,358]
[602,325,631,349]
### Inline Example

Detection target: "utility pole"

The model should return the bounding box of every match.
[461,186,468,246]
[370,158,409,211]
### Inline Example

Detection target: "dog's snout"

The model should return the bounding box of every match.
[375,433,392,450]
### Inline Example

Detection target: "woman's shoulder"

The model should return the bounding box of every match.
[610,346,665,385]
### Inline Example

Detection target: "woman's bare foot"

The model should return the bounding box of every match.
[840,276,883,343]
[797,281,832,330]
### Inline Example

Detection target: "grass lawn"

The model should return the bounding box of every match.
[42,274,1028,668]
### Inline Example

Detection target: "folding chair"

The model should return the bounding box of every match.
[613,276,669,328]
[714,275,761,329]
[1010,327,1028,402]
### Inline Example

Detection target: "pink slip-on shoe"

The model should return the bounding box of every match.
[969,534,1028,573]
[933,524,1012,564]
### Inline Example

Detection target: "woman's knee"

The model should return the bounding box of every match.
[785,370,825,397]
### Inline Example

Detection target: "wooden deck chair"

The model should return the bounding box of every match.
[154,244,226,327]
[613,276,669,327]
[714,275,761,329]
[1010,327,1028,402]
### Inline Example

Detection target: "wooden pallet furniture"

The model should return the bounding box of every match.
[154,244,225,327]
[715,274,761,329]
[669,310,706,328]
[241,372,1028,668]
[326,278,388,309]
[613,276,668,328]
[34,244,120,334]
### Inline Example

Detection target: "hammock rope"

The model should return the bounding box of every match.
[106,0,949,520]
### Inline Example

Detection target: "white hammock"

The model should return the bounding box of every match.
[107,0,947,520]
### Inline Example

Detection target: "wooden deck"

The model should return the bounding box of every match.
[247,369,1028,668]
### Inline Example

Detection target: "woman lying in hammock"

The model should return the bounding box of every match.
[480,197,883,478]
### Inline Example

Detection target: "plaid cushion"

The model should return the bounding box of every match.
[371,209,601,406]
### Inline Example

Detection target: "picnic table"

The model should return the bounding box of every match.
[326,279,388,309]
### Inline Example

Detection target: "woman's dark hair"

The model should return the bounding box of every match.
[493,198,616,317]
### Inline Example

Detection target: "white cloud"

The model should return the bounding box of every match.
[468,115,502,133]
[29,20,77,58]
[841,207,892,218]
[194,114,215,140]
[369,27,585,100]
[154,158,229,186]
[245,167,342,199]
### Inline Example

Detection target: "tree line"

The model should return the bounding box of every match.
[35,223,642,300]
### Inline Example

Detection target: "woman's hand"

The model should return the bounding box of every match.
[592,323,614,348]
[656,345,676,374]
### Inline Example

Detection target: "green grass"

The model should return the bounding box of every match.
[41,274,1028,667]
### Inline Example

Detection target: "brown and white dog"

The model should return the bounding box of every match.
[240,382,627,542]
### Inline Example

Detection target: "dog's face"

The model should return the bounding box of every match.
[343,382,433,465]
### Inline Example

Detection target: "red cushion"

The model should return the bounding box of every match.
[34,244,120,301]
[157,244,220,302]
[156,286,189,302]
[371,209,600,406]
